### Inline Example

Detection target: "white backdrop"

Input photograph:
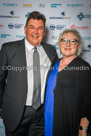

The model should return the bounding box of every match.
[0,0,91,135]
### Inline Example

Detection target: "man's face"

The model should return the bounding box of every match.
[24,19,46,46]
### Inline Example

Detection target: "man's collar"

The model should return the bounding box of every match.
[25,38,41,51]
[25,38,34,51]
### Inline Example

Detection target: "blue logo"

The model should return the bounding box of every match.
[25,12,30,17]
[16,35,25,38]
[77,12,85,20]
[50,24,66,30]
[8,23,14,29]
[1,34,11,38]
[51,4,62,8]
[50,24,55,30]
[61,12,65,16]
[77,12,91,20]
[10,11,14,15]
[49,11,71,20]
[3,3,18,7]
[8,23,23,29]
[87,45,91,49]
[83,37,91,40]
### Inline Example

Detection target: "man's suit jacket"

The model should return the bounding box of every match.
[0,39,58,131]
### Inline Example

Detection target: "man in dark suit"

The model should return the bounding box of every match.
[0,11,58,136]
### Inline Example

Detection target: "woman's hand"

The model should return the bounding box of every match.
[78,117,89,136]
[78,130,87,136]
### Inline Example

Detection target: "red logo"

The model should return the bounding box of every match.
[71,25,89,30]
[0,24,4,28]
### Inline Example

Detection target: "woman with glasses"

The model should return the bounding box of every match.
[44,29,91,136]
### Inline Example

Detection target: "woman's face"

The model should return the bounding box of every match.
[60,32,80,57]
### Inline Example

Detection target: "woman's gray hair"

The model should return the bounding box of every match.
[57,29,84,56]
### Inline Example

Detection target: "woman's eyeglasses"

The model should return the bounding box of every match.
[60,38,79,45]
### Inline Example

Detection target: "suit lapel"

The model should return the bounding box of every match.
[18,39,27,66]
[42,42,55,64]
[17,39,27,85]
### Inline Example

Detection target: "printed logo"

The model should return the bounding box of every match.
[16,35,25,38]
[67,4,83,7]
[50,24,55,30]
[50,36,58,40]
[3,3,18,7]
[38,4,45,7]
[1,34,11,38]
[83,37,91,40]
[10,10,14,15]
[0,11,20,18]
[77,12,91,20]
[50,24,66,30]
[51,3,62,8]
[8,23,14,29]
[83,49,91,52]
[71,25,89,30]
[77,12,85,20]
[0,24,4,28]
[87,45,91,49]
[49,12,71,20]
[8,23,23,29]
[23,4,32,7]
[61,12,65,16]
[25,12,30,17]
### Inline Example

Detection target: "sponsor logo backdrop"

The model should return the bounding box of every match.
[0,0,91,135]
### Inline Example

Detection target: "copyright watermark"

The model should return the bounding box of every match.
[2,65,51,72]
[2,65,27,72]
[1,65,90,72]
